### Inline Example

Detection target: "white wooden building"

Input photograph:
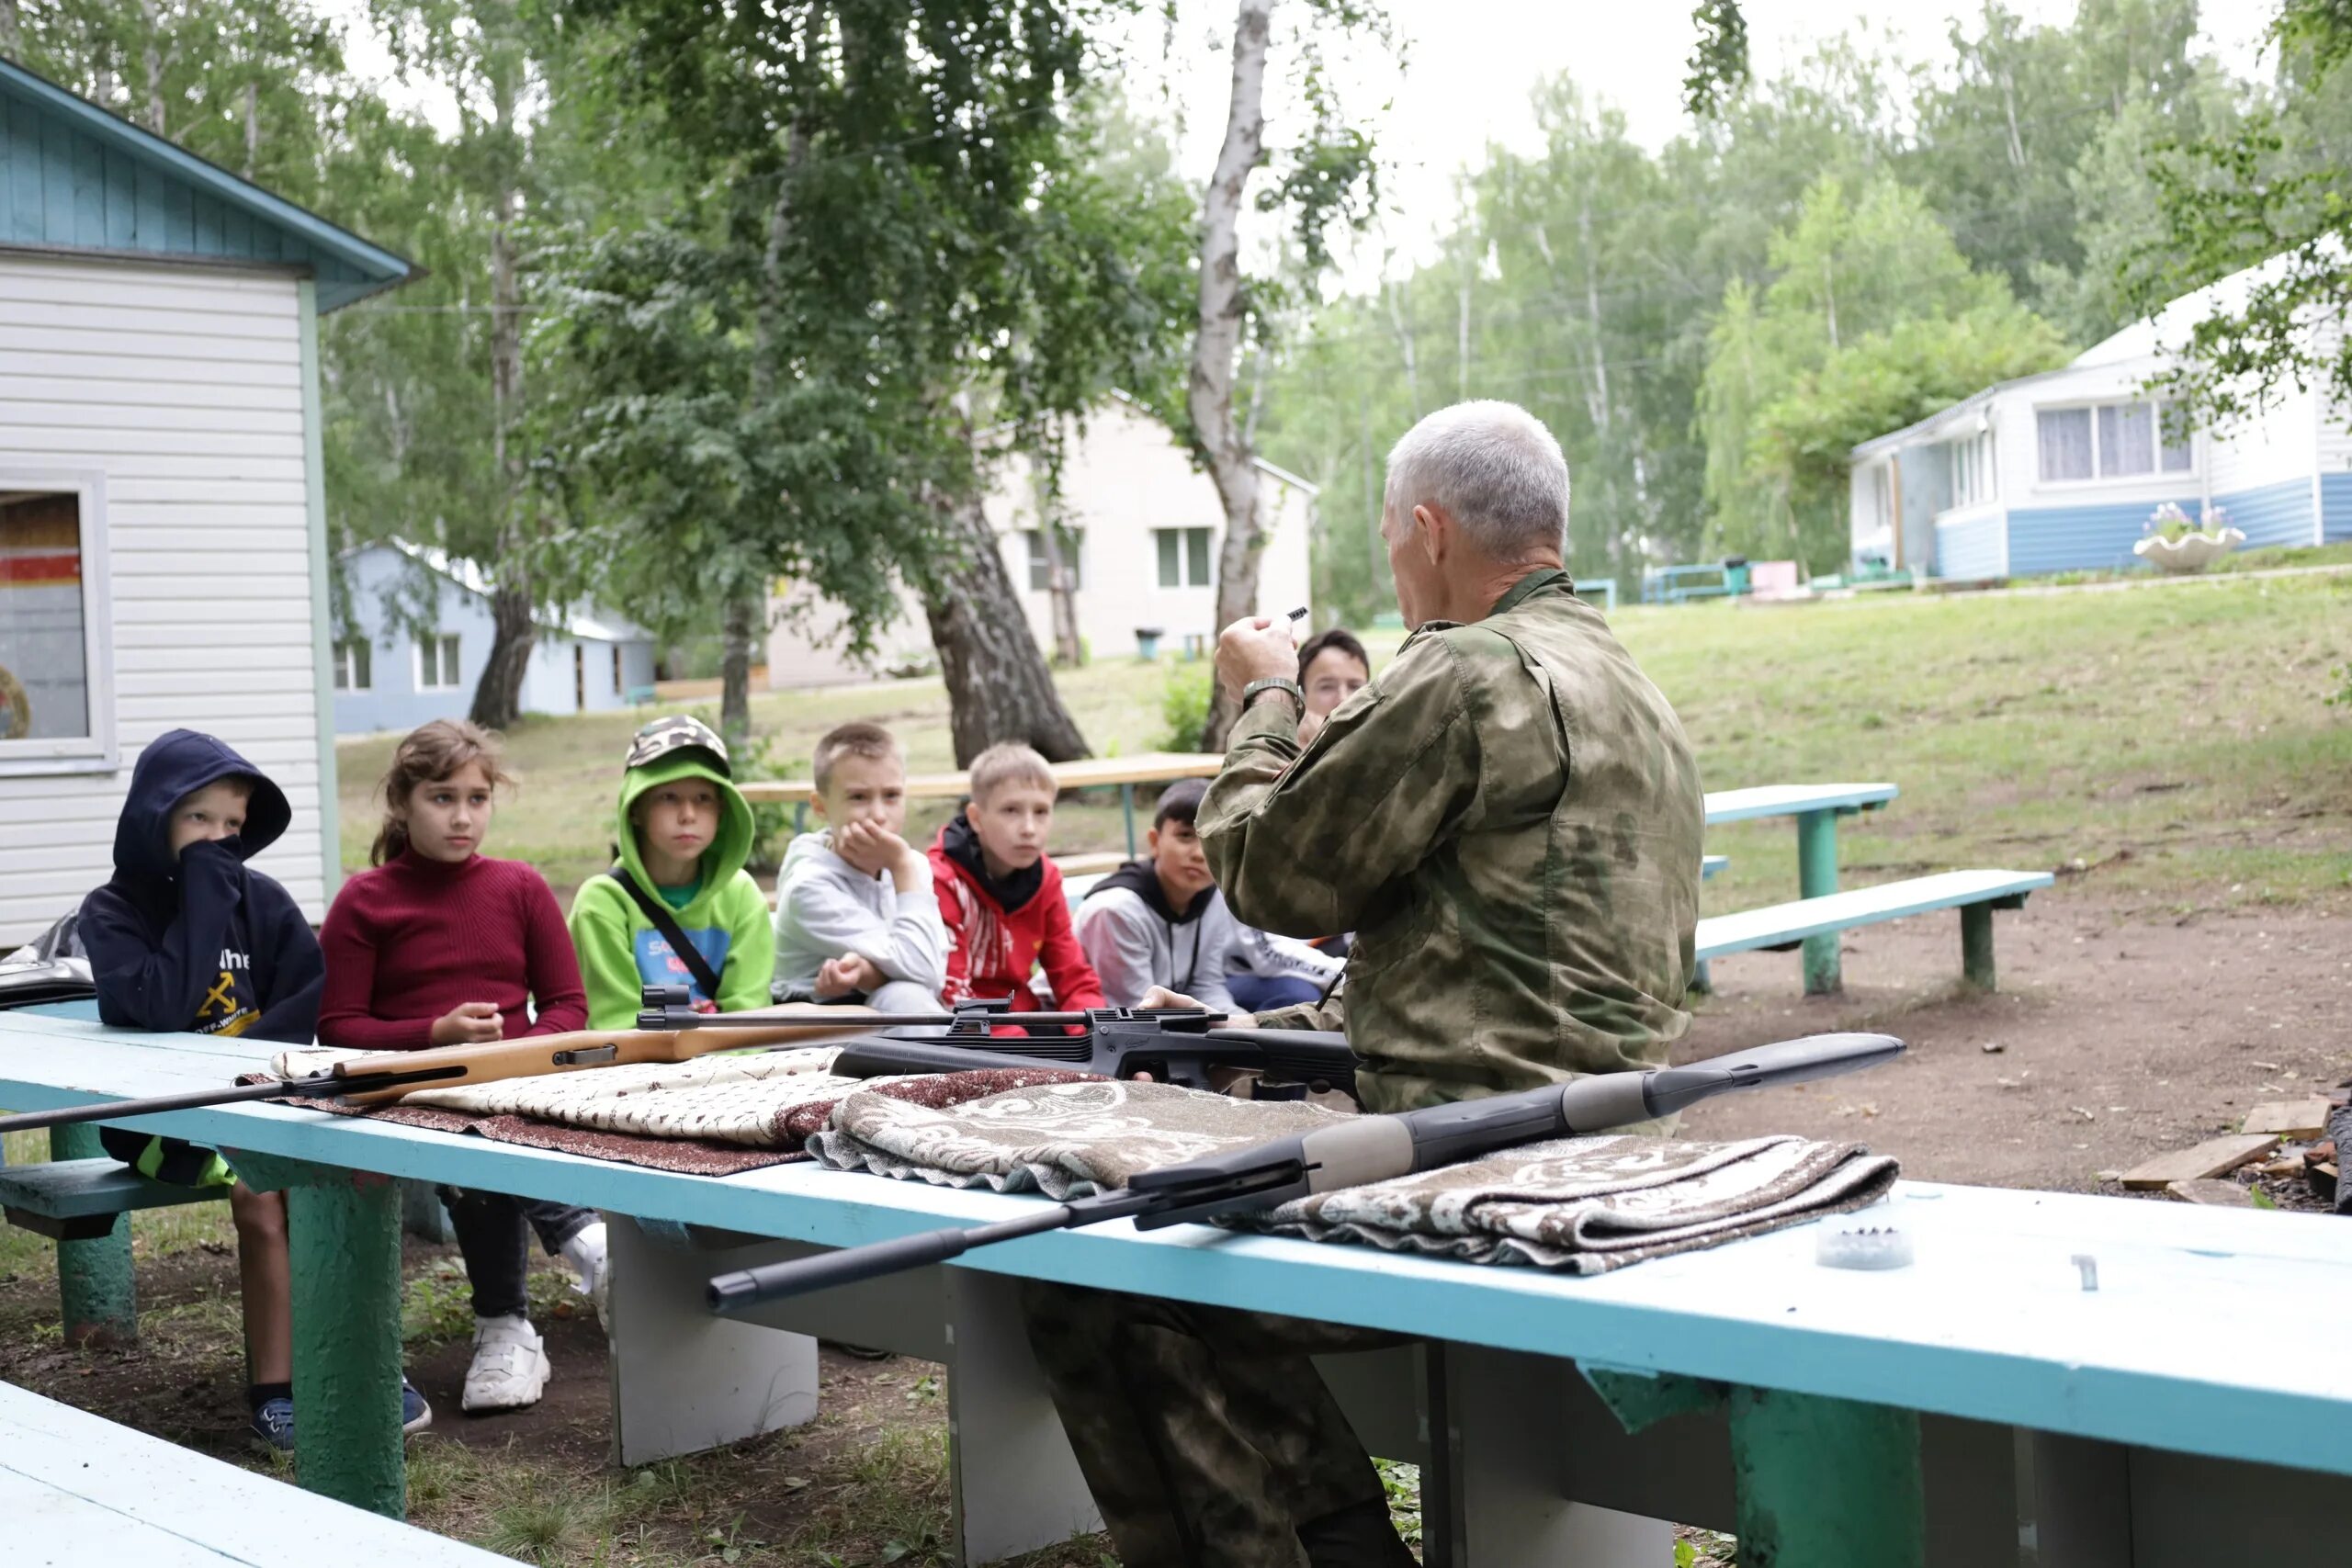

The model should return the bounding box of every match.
[0,60,413,946]
[1849,254,2352,580]
[765,396,1317,687]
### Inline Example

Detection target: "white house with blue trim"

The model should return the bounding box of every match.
[332,538,657,736]
[1849,258,2352,581]
[0,59,413,946]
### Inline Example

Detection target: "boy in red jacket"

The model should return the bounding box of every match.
[931,742,1106,1018]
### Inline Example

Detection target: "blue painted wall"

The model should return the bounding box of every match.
[2212,479,2316,550]
[1934,513,2005,580]
[331,547,655,736]
[2322,473,2352,543]
[2004,494,2203,576]
[0,79,380,307]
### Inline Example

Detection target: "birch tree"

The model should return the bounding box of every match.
[1188,0,1383,749]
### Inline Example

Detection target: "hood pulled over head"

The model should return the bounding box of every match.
[112,729,290,884]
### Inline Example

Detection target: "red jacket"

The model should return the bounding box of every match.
[930,818,1106,1017]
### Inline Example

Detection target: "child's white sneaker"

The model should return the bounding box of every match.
[461,1314,549,1413]
[560,1221,610,1329]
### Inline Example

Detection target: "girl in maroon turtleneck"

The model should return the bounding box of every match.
[317,719,596,1417]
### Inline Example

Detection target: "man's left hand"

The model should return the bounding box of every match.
[1214,615,1300,704]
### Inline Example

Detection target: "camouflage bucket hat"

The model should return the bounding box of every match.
[626,715,732,778]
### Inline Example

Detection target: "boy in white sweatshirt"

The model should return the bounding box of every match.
[773,722,947,1011]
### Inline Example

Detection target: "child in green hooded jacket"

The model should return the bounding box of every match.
[568,716,775,1029]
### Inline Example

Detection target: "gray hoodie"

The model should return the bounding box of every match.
[772,830,948,1001]
[1073,860,1239,1012]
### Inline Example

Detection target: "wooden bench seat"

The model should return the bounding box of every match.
[1,1381,505,1566]
[1697,868,2052,989]
[0,1157,221,1243]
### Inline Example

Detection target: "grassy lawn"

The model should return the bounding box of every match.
[341,568,2352,919]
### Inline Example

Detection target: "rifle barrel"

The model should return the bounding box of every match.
[708,1190,1152,1313]
[0,1066,461,1136]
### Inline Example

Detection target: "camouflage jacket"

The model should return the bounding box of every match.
[1198,569,1703,1114]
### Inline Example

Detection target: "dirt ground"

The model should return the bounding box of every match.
[1678,886,2350,1193]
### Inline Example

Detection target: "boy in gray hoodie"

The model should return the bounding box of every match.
[773,722,947,1011]
[1074,779,1241,1012]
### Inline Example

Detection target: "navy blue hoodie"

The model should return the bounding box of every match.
[79,730,323,1047]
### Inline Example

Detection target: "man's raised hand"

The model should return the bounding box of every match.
[1214,615,1301,704]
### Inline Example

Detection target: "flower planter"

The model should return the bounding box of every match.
[2132,527,2245,574]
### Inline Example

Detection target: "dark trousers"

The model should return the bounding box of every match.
[1020,1280,1413,1568]
[437,1188,596,1320]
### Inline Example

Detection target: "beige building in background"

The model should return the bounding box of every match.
[765,396,1317,688]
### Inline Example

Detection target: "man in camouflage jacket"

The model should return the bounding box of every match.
[1022,400,1705,1568]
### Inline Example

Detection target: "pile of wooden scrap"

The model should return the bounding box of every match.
[2116,1090,2346,1211]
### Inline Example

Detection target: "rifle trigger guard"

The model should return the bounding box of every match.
[553,1044,621,1066]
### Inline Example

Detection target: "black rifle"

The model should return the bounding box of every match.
[707,1032,1905,1313]
[639,987,1362,1101]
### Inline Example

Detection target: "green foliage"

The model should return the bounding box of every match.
[1683,1,1750,120]
[1698,176,2070,570]
[1158,662,1216,754]
[1374,1457,1421,1547]
[2111,2,2352,423]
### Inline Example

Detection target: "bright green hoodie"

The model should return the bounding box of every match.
[567,752,775,1030]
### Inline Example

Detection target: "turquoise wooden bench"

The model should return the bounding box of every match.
[1703,782,1897,993]
[623,683,657,705]
[1,1379,504,1566]
[0,1153,220,1243]
[1696,868,2052,990]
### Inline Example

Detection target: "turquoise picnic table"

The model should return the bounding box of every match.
[2,1007,2348,1567]
[1703,782,1897,992]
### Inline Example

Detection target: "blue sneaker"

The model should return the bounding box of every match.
[401,1380,432,1436]
[247,1396,295,1453]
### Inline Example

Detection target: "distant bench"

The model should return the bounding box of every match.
[0,1380,505,1566]
[1697,867,2052,991]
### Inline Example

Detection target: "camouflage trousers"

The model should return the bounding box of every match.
[1019,1279,1410,1568]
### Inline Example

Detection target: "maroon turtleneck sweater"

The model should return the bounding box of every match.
[317,850,587,1051]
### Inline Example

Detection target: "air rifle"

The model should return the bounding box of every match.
[640,987,1362,1101]
[0,1005,1004,1136]
[706,1031,1906,1313]
[0,994,1353,1136]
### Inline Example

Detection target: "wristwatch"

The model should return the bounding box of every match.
[1240,677,1306,715]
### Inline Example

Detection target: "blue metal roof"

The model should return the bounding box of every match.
[0,58,413,311]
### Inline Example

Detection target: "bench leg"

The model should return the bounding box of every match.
[1729,1386,1923,1568]
[940,1269,1102,1564]
[277,1162,405,1517]
[51,1124,135,1348]
[603,1216,819,1468]
[1797,809,1842,995]
[1961,904,1996,990]
[1430,1346,1677,1568]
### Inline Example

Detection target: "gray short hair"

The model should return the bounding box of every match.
[1383,400,1569,559]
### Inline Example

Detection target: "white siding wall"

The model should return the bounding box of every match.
[2207,381,2315,495]
[764,400,1317,687]
[0,255,327,945]
[2313,322,2352,475]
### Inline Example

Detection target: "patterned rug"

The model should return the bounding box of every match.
[258,1046,1093,1176]
[810,1077,1899,1274]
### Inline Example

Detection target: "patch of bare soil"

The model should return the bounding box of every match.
[1677,887,2351,1198]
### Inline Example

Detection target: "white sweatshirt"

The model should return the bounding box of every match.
[772,831,948,998]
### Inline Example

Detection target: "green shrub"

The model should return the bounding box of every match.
[1158,662,1214,752]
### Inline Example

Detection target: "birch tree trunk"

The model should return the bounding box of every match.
[468,73,535,730]
[137,0,168,135]
[1,4,23,62]
[1040,523,1083,666]
[1192,0,1274,750]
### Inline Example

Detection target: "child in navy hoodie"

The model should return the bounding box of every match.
[78,729,426,1451]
